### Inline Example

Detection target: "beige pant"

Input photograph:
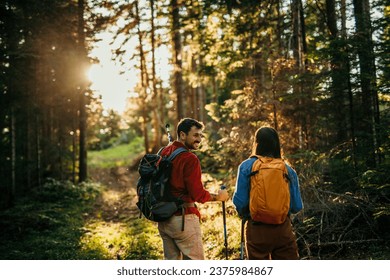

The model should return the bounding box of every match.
[158,214,204,260]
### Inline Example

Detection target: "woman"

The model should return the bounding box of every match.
[233,126,303,259]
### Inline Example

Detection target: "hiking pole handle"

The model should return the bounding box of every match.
[220,185,228,259]
[166,124,173,143]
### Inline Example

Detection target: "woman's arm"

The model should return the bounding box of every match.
[286,165,303,214]
[233,158,256,217]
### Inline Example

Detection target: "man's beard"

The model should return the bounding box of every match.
[186,141,200,150]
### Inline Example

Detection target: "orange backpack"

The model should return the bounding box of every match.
[249,155,290,224]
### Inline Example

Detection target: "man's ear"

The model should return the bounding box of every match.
[179,131,186,140]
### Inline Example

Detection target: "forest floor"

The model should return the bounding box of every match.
[88,166,139,223]
[81,165,165,260]
[0,165,163,260]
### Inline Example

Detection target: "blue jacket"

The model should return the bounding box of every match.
[233,157,303,218]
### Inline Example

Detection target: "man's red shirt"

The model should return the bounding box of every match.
[160,141,212,218]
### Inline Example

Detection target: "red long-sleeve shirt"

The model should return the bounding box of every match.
[160,141,212,218]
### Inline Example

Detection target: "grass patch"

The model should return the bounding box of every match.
[0,179,103,259]
[0,178,163,260]
[80,219,162,260]
[200,201,242,260]
[88,138,144,169]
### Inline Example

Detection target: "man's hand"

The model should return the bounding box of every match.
[216,189,229,202]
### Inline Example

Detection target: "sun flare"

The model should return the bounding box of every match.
[88,31,172,114]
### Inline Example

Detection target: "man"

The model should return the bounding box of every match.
[158,118,229,260]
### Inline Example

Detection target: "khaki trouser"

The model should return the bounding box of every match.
[245,217,299,260]
[158,214,204,260]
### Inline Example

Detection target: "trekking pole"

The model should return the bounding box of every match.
[165,124,173,143]
[240,218,246,260]
[220,185,228,260]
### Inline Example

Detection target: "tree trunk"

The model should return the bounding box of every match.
[292,0,308,149]
[341,0,358,171]
[136,0,150,153]
[150,0,162,150]
[326,0,350,142]
[352,0,380,167]
[78,0,87,182]
[11,106,16,198]
[171,0,184,121]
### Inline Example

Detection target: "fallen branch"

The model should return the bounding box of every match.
[338,212,361,242]
[315,238,382,247]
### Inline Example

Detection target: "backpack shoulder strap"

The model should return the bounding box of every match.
[167,147,188,161]
[157,146,166,155]
[249,155,260,176]
[250,154,267,164]
[283,162,291,182]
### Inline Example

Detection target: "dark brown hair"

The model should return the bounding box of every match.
[252,126,281,158]
[176,118,204,137]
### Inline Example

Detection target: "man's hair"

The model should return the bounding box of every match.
[252,126,281,158]
[176,118,204,137]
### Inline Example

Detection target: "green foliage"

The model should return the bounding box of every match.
[79,219,162,260]
[88,139,144,168]
[290,148,390,259]
[121,219,162,260]
[358,162,390,226]
[88,109,127,151]
[0,177,163,260]
[0,179,103,259]
[204,85,274,171]
[32,178,101,203]
[200,202,243,260]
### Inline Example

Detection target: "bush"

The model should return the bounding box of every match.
[0,180,104,259]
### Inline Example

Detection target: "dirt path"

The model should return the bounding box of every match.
[89,166,140,222]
